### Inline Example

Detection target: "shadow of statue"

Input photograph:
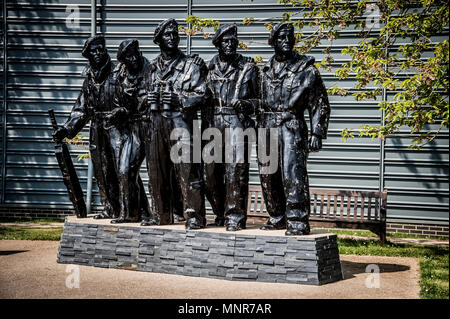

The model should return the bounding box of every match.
[340,260,411,280]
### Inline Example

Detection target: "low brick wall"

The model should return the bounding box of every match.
[57,216,343,285]
[0,208,101,220]
[387,223,449,238]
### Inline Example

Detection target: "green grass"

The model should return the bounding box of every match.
[420,254,449,299]
[0,226,447,299]
[337,237,449,299]
[0,226,63,240]
[0,217,65,223]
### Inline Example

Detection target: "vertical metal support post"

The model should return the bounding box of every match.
[1,0,8,203]
[186,0,192,55]
[379,39,388,193]
[86,0,96,214]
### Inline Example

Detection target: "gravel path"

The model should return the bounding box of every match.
[0,240,420,299]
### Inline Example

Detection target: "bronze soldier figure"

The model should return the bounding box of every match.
[53,35,121,220]
[109,39,152,223]
[258,23,331,236]
[203,24,260,231]
[142,19,208,229]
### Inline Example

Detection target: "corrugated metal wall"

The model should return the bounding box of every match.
[1,0,448,225]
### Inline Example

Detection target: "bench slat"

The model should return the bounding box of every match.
[340,195,344,217]
[353,196,358,220]
[247,190,253,213]
[375,198,379,219]
[259,192,265,214]
[333,195,338,218]
[326,195,331,217]
[347,196,351,218]
[320,194,324,217]
[313,194,317,215]
[360,196,365,220]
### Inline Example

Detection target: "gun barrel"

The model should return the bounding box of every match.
[48,109,59,131]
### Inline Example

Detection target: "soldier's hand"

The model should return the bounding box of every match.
[125,87,137,96]
[53,127,68,142]
[231,99,253,115]
[162,91,181,107]
[191,54,205,67]
[309,134,322,152]
[105,107,127,126]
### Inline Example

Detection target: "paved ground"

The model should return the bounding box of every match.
[0,240,420,299]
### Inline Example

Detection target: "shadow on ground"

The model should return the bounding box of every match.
[341,260,410,280]
[0,250,29,256]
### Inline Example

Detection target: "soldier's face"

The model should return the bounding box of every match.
[88,43,107,67]
[218,33,237,57]
[160,25,180,51]
[274,28,294,54]
[123,46,142,73]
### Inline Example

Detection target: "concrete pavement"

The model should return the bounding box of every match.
[0,240,420,299]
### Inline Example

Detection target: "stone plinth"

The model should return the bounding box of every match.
[57,215,343,285]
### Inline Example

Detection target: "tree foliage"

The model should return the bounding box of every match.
[184,0,449,149]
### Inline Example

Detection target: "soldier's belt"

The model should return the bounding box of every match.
[92,111,112,120]
[129,114,151,121]
[259,111,295,124]
[214,107,237,116]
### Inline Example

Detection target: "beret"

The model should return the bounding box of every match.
[81,35,105,58]
[268,22,294,46]
[117,38,140,62]
[212,24,237,46]
[153,18,178,44]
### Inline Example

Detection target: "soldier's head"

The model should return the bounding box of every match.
[212,24,238,58]
[153,19,180,53]
[82,35,108,68]
[269,23,295,55]
[117,39,142,73]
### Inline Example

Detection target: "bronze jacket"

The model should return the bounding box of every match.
[260,52,330,139]
[62,56,118,138]
[146,50,209,115]
[206,53,260,117]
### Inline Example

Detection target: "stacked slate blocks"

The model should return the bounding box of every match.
[57,220,343,285]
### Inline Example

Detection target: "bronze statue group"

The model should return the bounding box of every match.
[53,19,330,236]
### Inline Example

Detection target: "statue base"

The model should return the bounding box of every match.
[57,215,343,285]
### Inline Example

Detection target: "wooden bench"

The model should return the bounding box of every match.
[247,185,388,245]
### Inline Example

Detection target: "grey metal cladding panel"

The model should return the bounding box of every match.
[5,0,92,208]
[384,131,449,222]
[100,2,188,60]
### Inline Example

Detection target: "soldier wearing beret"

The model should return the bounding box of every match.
[53,35,121,220]
[203,24,260,231]
[142,19,209,229]
[108,38,152,223]
[258,23,331,235]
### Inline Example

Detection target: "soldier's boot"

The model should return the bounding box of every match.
[185,209,206,230]
[110,217,126,224]
[173,211,185,222]
[207,216,225,227]
[93,202,114,219]
[140,211,160,226]
[225,214,247,232]
[260,215,286,230]
[284,208,310,236]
